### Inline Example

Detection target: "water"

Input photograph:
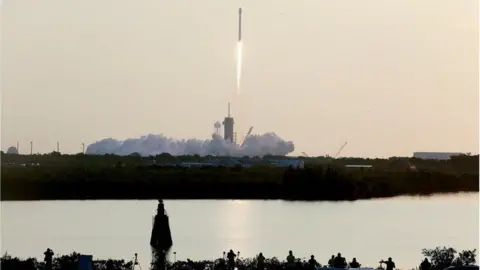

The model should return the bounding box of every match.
[1,194,478,269]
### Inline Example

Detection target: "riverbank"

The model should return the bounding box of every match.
[1,164,478,201]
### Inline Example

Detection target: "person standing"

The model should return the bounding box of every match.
[380,257,396,270]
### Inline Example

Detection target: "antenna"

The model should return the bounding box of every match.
[16,142,19,153]
[57,142,60,153]
[30,141,33,155]
[228,102,231,117]
[81,143,85,154]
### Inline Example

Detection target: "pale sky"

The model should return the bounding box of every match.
[1,0,478,157]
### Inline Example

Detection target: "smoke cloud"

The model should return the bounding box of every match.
[86,133,295,157]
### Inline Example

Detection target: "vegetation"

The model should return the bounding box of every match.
[1,153,478,201]
[422,247,478,270]
[0,252,132,270]
[1,247,476,270]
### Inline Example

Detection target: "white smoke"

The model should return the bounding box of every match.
[86,133,295,157]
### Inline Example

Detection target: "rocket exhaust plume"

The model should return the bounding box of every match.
[236,8,243,94]
[86,132,295,157]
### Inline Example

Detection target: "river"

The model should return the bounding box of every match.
[1,193,478,269]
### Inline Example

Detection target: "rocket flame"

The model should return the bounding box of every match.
[236,41,243,95]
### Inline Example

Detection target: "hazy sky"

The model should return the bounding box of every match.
[1,1,478,157]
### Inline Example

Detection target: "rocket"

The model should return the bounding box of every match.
[238,8,242,41]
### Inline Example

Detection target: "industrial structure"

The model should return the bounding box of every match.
[213,121,222,136]
[223,103,235,143]
[167,158,305,169]
[413,152,463,160]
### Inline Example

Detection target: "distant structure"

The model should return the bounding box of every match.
[223,103,235,143]
[214,121,222,135]
[413,152,463,160]
[6,146,18,154]
[171,158,305,169]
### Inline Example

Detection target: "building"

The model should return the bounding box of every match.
[345,164,373,170]
[268,159,305,169]
[175,158,305,169]
[223,103,235,143]
[413,152,463,160]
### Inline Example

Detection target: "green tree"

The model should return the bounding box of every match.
[422,247,477,270]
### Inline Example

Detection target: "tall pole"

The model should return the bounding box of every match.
[81,143,85,154]
[30,141,33,155]
[57,141,60,153]
[16,142,19,153]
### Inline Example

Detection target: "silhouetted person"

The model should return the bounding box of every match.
[420,258,431,270]
[328,255,335,268]
[257,253,265,270]
[227,250,236,270]
[286,251,296,270]
[308,255,319,270]
[349,258,361,268]
[150,200,173,270]
[187,259,194,270]
[44,248,54,270]
[380,258,396,270]
[334,253,347,268]
[236,251,241,268]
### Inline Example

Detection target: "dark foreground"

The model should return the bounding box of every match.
[2,165,478,201]
[1,247,477,270]
[1,154,478,201]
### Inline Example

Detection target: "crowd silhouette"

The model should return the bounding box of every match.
[0,248,424,270]
[1,247,477,270]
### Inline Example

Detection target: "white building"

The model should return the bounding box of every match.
[413,152,463,160]
[269,159,305,168]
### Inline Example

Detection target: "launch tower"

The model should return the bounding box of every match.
[223,103,235,143]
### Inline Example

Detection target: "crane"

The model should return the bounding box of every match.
[240,126,254,147]
[333,142,348,159]
[301,152,309,157]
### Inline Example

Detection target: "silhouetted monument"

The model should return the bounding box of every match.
[150,200,173,270]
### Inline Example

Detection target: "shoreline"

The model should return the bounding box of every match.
[1,191,478,202]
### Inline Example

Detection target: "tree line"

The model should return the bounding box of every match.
[1,156,478,201]
[1,153,479,174]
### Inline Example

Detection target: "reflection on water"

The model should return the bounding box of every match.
[1,194,478,269]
